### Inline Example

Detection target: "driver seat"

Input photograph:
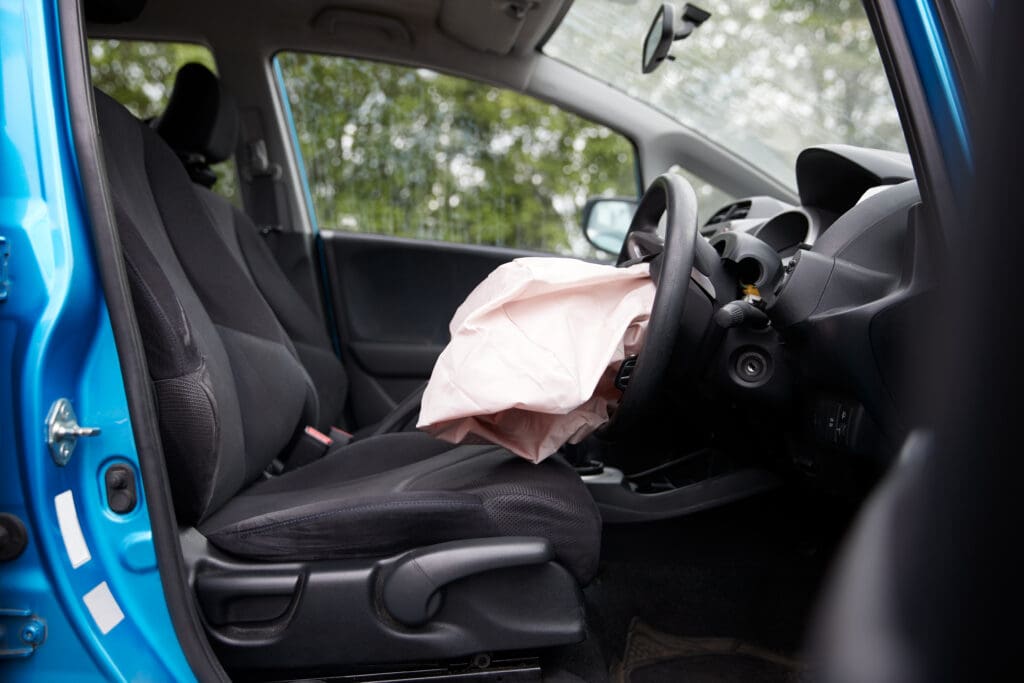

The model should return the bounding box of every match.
[89,5,601,670]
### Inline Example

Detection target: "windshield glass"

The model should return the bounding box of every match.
[544,0,907,188]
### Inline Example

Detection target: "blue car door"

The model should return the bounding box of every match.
[0,0,191,680]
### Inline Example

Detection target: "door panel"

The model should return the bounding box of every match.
[348,341,445,378]
[321,231,539,426]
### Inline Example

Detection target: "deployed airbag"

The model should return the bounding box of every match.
[418,257,655,462]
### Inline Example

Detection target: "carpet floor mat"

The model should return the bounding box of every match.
[612,619,805,682]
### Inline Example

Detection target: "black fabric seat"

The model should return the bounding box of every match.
[93,87,601,583]
[154,63,355,432]
[200,431,598,580]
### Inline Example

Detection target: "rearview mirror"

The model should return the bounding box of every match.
[581,197,638,255]
[642,3,711,74]
[643,5,675,74]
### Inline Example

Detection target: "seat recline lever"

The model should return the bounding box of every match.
[380,537,554,626]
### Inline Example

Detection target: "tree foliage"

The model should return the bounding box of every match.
[277,54,638,256]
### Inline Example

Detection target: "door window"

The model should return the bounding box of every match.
[275,53,638,257]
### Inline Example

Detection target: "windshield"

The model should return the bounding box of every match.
[544,0,907,188]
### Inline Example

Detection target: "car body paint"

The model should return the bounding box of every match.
[0,0,193,680]
[896,0,974,186]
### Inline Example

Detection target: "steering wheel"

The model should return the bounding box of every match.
[602,173,702,438]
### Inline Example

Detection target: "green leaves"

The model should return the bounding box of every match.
[277,54,638,257]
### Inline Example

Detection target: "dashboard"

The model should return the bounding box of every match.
[698,145,926,493]
[701,199,836,259]
[701,145,916,257]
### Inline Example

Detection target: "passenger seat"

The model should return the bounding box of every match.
[154,62,421,436]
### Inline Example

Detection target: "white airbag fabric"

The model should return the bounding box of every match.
[418,257,655,463]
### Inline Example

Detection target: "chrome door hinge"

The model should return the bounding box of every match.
[0,609,46,658]
[46,398,100,466]
[0,235,10,302]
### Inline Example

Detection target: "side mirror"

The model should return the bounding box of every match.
[581,197,638,255]
[642,3,711,74]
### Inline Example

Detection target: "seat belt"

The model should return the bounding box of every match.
[240,108,345,361]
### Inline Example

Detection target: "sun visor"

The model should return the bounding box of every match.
[438,0,565,56]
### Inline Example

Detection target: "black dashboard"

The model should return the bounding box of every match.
[700,145,926,494]
[701,145,916,257]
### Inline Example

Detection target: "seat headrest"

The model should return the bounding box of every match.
[156,63,239,167]
[85,0,146,23]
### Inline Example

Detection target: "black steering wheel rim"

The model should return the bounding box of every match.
[603,173,699,438]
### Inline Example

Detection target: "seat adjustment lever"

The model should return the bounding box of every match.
[381,537,553,627]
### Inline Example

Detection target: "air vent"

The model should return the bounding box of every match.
[705,200,752,226]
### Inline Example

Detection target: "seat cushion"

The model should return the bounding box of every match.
[199,432,602,583]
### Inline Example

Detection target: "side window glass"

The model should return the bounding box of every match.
[88,39,240,205]
[275,53,638,257]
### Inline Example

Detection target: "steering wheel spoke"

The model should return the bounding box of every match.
[621,231,665,265]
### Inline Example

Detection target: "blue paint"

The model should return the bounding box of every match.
[0,0,193,680]
[896,0,973,184]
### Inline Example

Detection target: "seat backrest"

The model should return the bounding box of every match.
[96,89,314,523]
[157,63,349,429]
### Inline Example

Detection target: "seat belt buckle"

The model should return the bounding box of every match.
[305,425,333,446]
[286,426,334,469]
[329,426,353,447]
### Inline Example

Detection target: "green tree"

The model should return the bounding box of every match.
[277,54,638,257]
